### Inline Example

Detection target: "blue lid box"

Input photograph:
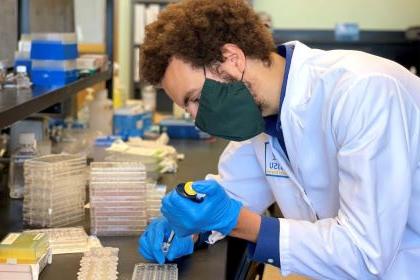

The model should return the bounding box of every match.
[31,42,78,60]
[160,118,211,140]
[31,59,78,86]
[30,33,78,60]
[143,111,152,132]
[95,136,122,147]
[31,69,79,86]
[113,105,149,140]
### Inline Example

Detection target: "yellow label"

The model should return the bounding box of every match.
[184,181,196,196]
[1,233,20,245]
[33,233,45,241]
[6,258,17,264]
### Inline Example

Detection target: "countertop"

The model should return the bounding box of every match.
[0,138,244,280]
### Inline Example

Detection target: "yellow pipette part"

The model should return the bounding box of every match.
[183,181,196,196]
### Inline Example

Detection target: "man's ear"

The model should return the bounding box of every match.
[220,43,246,77]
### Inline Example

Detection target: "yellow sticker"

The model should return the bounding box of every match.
[184,181,196,196]
[33,233,45,241]
[1,233,20,245]
[6,258,17,264]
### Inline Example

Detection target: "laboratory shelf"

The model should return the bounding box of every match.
[273,29,420,78]
[0,69,112,128]
[273,29,417,45]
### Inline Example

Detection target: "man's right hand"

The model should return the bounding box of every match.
[138,217,194,264]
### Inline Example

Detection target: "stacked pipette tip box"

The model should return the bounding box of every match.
[77,247,119,280]
[146,182,166,222]
[132,263,178,280]
[105,149,162,181]
[23,154,87,227]
[89,162,148,236]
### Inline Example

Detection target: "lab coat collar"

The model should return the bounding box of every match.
[279,41,314,178]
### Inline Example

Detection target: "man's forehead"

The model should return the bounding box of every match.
[167,57,197,74]
[161,58,203,103]
[163,58,201,85]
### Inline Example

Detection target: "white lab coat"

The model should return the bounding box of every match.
[206,41,420,279]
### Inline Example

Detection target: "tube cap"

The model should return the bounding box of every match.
[16,65,27,73]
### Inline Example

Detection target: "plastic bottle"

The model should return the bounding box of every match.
[15,65,31,89]
[8,133,38,199]
[0,62,6,90]
[89,90,113,135]
[141,85,157,112]
[77,88,94,124]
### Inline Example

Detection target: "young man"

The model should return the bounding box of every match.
[138,0,420,278]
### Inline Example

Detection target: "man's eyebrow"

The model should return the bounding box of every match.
[183,89,198,107]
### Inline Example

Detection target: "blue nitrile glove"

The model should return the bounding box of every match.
[161,180,242,237]
[138,217,194,264]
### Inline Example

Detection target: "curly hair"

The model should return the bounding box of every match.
[140,0,276,85]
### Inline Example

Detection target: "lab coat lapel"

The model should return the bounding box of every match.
[280,40,315,185]
[273,41,319,221]
[268,137,317,222]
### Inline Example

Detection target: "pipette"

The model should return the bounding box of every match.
[161,181,205,254]
[162,231,175,253]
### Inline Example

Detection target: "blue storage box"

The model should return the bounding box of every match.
[113,105,148,140]
[335,23,360,42]
[160,119,211,140]
[30,33,78,60]
[95,136,121,147]
[31,60,78,86]
[143,111,153,132]
[31,69,79,86]
[31,42,78,60]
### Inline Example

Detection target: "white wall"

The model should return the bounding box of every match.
[254,0,420,30]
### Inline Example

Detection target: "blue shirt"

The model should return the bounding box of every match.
[248,44,294,267]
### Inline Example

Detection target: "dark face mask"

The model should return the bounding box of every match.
[195,68,265,141]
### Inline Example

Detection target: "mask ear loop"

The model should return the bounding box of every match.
[203,66,207,78]
[241,59,246,81]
